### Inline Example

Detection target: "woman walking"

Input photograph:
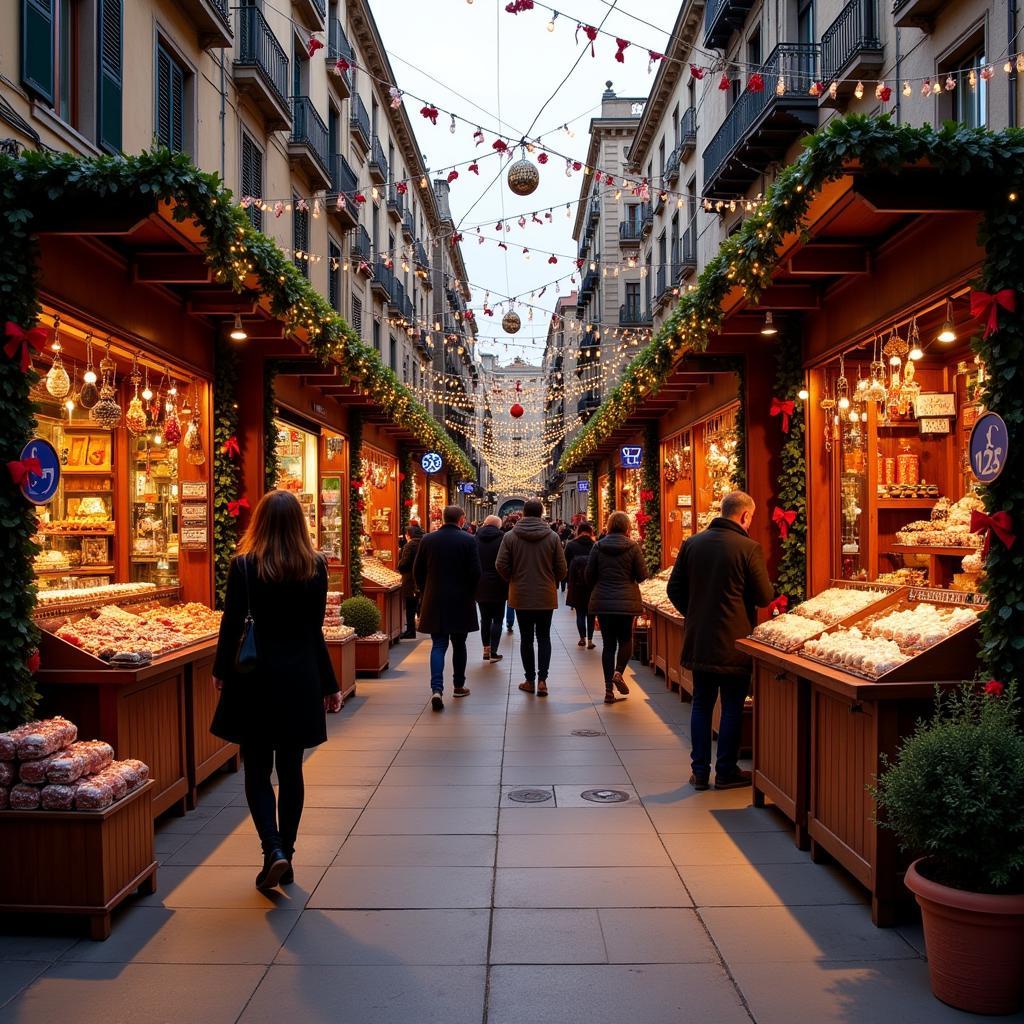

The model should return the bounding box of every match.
[212,490,341,889]
[586,511,648,704]
[564,521,596,647]
[476,514,508,662]
[397,523,423,639]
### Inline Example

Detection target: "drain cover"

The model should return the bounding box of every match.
[570,729,606,737]
[507,788,553,804]
[580,789,630,804]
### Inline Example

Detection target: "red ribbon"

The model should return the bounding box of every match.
[614,38,630,63]
[970,509,1016,556]
[4,322,48,373]
[420,105,439,125]
[576,23,598,57]
[227,497,250,518]
[767,595,789,617]
[772,507,797,540]
[221,435,240,460]
[770,396,795,433]
[970,289,1016,339]
[306,34,323,58]
[689,64,705,80]
[7,457,41,485]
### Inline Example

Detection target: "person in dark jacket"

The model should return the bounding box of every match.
[476,514,508,662]
[212,490,341,890]
[564,521,597,647]
[397,523,423,639]
[414,505,482,711]
[667,490,774,791]
[586,512,648,703]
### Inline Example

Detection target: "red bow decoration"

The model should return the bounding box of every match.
[396,181,408,194]
[615,38,630,63]
[4,321,48,373]
[537,152,548,164]
[877,84,892,102]
[492,139,509,154]
[504,0,534,11]
[640,489,654,502]
[468,162,479,175]
[547,256,557,265]
[450,232,464,246]
[767,595,789,617]
[354,192,366,203]
[27,648,41,675]
[769,396,795,433]
[984,679,1005,697]
[572,160,582,171]
[420,105,439,124]
[970,509,1016,556]
[307,34,323,58]
[576,23,598,57]
[7,457,41,485]
[333,57,350,75]
[772,507,797,540]
[575,258,585,270]
[447,170,459,183]
[749,73,765,93]
[227,497,250,518]
[970,289,1016,339]
[647,51,664,72]
[689,64,705,80]
[221,435,240,460]
[718,74,731,91]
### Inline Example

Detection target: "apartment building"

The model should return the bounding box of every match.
[629,0,1018,333]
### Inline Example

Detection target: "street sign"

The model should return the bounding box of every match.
[577,480,590,492]
[620,445,643,469]
[969,412,1008,484]
[18,438,61,505]
[421,451,443,474]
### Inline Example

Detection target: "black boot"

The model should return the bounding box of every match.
[255,846,289,890]
[280,846,295,885]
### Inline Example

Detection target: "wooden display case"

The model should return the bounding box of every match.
[362,579,404,644]
[186,654,239,809]
[660,428,694,565]
[327,632,357,702]
[361,444,398,565]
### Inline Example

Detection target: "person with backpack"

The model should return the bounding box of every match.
[564,521,596,648]
[475,514,508,662]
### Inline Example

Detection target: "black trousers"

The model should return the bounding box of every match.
[598,613,634,687]
[478,600,504,653]
[517,609,553,683]
[242,742,305,856]
[404,596,418,635]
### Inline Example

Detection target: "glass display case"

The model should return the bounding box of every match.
[275,420,318,540]
[130,435,179,586]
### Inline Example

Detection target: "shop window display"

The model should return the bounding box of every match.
[274,421,318,541]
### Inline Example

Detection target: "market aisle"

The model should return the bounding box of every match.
[1,605,1017,1024]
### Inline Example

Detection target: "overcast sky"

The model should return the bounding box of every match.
[377,0,663,365]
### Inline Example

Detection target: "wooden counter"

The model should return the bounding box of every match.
[186,653,240,809]
[362,580,404,644]
[327,633,357,702]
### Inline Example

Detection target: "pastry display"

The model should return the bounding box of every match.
[750,613,826,650]
[0,717,78,762]
[323,592,351,639]
[361,557,402,588]
[18,740,114,785]
[323,624,355,641]
[139,602,221,635]
[861,603,977,649]
[638,568,681,616]
[801,627,911,677]
[35,582,157,609]
[876,568,927,587]
[790,587,888,626]
[895,493,985,549]
[55,601,221,658]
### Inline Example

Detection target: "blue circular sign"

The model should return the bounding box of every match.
[421,451,443,474]
[19,438,61,505]
[969,412,1009,484]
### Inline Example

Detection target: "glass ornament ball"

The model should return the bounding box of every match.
[507,159,540,197]
[502,311,522,334]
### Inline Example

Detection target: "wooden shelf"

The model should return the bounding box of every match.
[36,565,115,575]
[888,544,977,557]
[39,529,114,537]
[876,499,939,510]
[61,467,113,475]
[876,421,923,431]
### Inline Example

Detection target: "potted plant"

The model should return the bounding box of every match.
[872,681,1024,1015]
[340,596,389,676]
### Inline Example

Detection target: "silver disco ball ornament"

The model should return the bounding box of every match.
[502,311,522,334]
[507,158,540,197]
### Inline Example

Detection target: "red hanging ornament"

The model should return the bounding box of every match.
[354,192,366,203]
[450,231,464,245]
[537,152,548,164]
[307,33,324,58]
[332,56,350,75]
[27,648,41,675]
[809,81,825,97]
[492,139,509,154]
[576,23,598,57]
[647,51,664,72]
[7,457,41,486]
[718,73,731,91]
[509,403,524,418]
[447,170,459,183]
[4,321,47,373]
[749,73,765,93]
[970,509,1016,556]
[772,507,797,540]
[504,0,534,12]
[468,162,480,175]
[396,181,408,194]
[227,496,251,518]
[403,498,413,508]
[689,64,705,80]
[350,477,363,488]
[767,595,789,617]
[876,82,892,102]
[473,128,485,146]
[547,255,557,264]
[984,680,1006,697]
[575,258,585,269]
[572,160,582,171]
[769,396,795,433]
[614,38,630,63]
[420,105,439,125]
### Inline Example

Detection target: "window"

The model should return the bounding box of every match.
[797,0,814,45]
[944,42,987,128]
[389,336,397,372]
[658,138,665,180]
[56,0,82,126]
[670,213,679,268]
[351,295,363,336]
[292,40,308,98]
[625,282,640,317]
[671,105,679,148]
[293,193,309,277]
[241,132,263,230]
[328,238,341,311]
[747,25,761,72]
[155,43,188,153]
[372,320,380,352]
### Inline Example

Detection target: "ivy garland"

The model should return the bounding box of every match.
[399,446,414,535]
[212,338,241,608]
[263,361,280,492]
[640,421,662,571]
[588,467,597,522]
[349,410,364,596]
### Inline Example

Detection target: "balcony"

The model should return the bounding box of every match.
[351,225,372,268]
[371,260,393,300]
[821,0,883,94]
[704,0,756,49]
[577,236,590,261]
[579,268,598,299]
[415,239,431,276]
[654,264,672,307]
[350,94,370,150]
[640,201,654,238]
[179,0,232,48]
[234,7,290,132]
[288,97,331,191]
[619,220,643,248]
[387,184,404,221]
[676,228,697,280]
[293,0,326,31]
[588,195,601,225]
[703,42,820,198]
[619,303,651,328]
[326,18,353,98]
[577,393,601,421]
[893,0,943,31]
[368,136,388,183]
[327,153,359,228]
[391,278,406,317]
[576,336,600,375]
[664,146,681,185]
[679,106,697,158]
[402,209,415,241]
[414,330,432,357]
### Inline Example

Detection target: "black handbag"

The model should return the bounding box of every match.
[234,556,259,674]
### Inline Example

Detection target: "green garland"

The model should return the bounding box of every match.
[263,361,279,492]
[605,464,616,524]
[640,421,662,571]
[349,410,364,596]
[772,332,807,604]
[399,446,413,535]
[588,467,597,522]
[212,338,241,608]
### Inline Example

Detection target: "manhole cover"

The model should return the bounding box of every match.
[580,789,631,804]
[570,729,606,737]
[507,788,553,804]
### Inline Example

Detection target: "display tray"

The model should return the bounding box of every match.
[876,499,940,510]
[361,578,402,593]
[33,585,181,620]
[889,544,978,557]
[37,630,219,676]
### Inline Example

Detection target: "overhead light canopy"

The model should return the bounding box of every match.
[760,311,778,337]
[937,298,957,344]
[229,313,248,342]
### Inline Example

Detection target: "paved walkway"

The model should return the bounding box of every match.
[2,605,1018,1023]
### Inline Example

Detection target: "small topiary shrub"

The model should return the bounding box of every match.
[339,596,381,638]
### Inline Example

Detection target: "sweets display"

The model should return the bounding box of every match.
[35,582,157,609]
[323,624,355,641]
[790,587,888,626]
[0,716,78,761]
[139,602,222,635]
[801,628,911,677]
[361,557,402,588]
[18,740,114,784]
[895,492,985,549]
[860,603,977,650]
[750,613,826,651]
[638,568,678,614]
[876,568,927,587]
[322,591,354,640]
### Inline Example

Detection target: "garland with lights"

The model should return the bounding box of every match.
[349,410,364,596]
[605,464,616,524]
[399,446,414,535]
[263,361,280,492]
[640,421,662,571]
[213,338,241,608]
[588,467,597,522]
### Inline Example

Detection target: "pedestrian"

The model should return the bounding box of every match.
[476,514,508,662]
[564,520,596,647]
[397,522,422,639]
[666,490,773,791]
[585,512,648,704]
[496,498,567,697]
[211,490,341,890]
[414,504,482,711]
[501,514,517,633]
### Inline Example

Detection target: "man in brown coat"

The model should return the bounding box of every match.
[495,499,567,697]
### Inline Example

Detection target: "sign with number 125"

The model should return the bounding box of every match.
[969,412,1008,484]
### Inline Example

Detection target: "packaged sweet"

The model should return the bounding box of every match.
[0,785,7,809]
[90,765,128,801]
[19,754,60,785]
[46,740,114,783]
[12,717,78,761]
[74,777,113,811]
[106,759,141,792]
[120,758,150,783]
[0,762,12,787]
[40,783,76,811]
[10,782,42,809]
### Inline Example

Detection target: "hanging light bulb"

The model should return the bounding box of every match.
[909,343,924,361]
[229,313,248,342]
[797,387,810,401]
[760,311,778,337]
[449,113,456,134]
[854,80,864,99]
[937,298,957,343]
[83,366,97,385]
[547,11,558,31]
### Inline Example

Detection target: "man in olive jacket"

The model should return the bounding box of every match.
[667,491,774,790]
[495,498,567,695]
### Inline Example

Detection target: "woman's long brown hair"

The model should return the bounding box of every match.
[237,490,320,582]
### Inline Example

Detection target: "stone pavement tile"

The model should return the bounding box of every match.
[309,865,493,909]
[729,959,1014,1024]
[293,765,388,787]
[366,784,501,808]
[682,863,867,908]
[314,736,405,751]
[502,765,633,786]
[700,905,919,964]
[60,907,299,965]
[497,833,670,868]
[501,785,557,807]
[152,801,226,835]
[502,749,624,767]
[0,962,47,1010]
[164,832,343,867]
[401,735,505,750]
[486,964,749,1024]
[350,807,498,835]
[499,807,656,834]
[0,934,76,963]
[137,865,325,911]
[663,830,811,866]
[228,785,375,809]
[303,748,397,766]
[200,804,360,837]
[275,909,490,965]
[618,748,692,767]
[553,784,640,807]
[154,832,190,860]
[502,735,617,752]
[391,748,503,766]
[237,965,486,1024]
[609,735,691,750]
[188,780,242,806]
[1,963,265,1024]
[494,867,692,908]
[380,765,502,786]
[332,834,496,867]
[489,909,607,964]
[599,908,718,964]
[408,723,505,738]
[897,923,926,957]
[645,801,790,834]
[630,780,695,804]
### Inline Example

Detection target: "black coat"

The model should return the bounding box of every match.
[475,525,509,604]
[666,517,774,675]
[585,533,648,616]
[397,537,420,599]
[414,523,481,634]
[564,535,595,609]
[211,555,338,749]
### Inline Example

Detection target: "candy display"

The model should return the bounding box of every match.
[0,717,78,762]
[361,557,402,588]
[323,591,353,640]
[750,613,826,651]
[18,740,114,785]
[323,624,356,641]
[860,603,977,650]
[55,601,221,659]
[139,602,222,635]
[790,587,889,626]
[876,568,927,587]
[638,568,676,613]
[801,628,911,677]
[10,783,42,810]
[35,582,157,609]
[895,492,985,549]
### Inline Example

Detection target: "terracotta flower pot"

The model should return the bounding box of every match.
[905,858,1024,1015]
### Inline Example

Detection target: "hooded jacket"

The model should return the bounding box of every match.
[475,524,509,604]
[495,516,567,610]
[585,532,648,616]
[564,534,595,609]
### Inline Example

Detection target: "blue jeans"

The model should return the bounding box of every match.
[430,633,467,693]
[505,604,515,629]
[690,671,749,778]
[478,601,504,653]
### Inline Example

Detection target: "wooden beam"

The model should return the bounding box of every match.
[753,284,821,310]
[187,291,258,315]
[788,244,869,276]
[242,322,288,341]
[133,253,212,285]
[32,199,154,236]
[853,172,982,214]
[716,316,767,336]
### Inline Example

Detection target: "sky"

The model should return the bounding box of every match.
[375,0,664,366]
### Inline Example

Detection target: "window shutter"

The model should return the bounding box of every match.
[170,60,185,153]
[351,296,363,336]
[241,134,263,231]
[293,194,309,278]
[97,0,123,153]
[21,0,54,102]
[328,240,341,311]
[156,47,171,149]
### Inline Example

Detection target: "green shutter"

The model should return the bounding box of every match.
[155,46,170,148]
[21,0,54,102]
[97,0,122,153]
